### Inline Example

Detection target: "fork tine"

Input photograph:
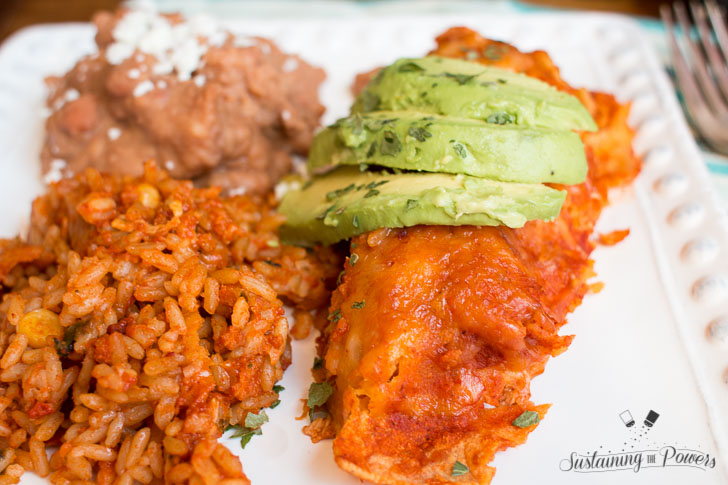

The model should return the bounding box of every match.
[673,2,728,115]
[661,5,716,133]
[706,0,728,62]
[691,1,728,103]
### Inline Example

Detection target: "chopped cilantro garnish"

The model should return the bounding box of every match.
[326,183,355,201]
[360,91,380,111]
[444,72,479,85]
[351,301,365,309]
[486,112,515,125]
[364,189,379,198]
[405,199,419,211]
[270,400,281,409]
[408,126,432,142]
[227,425,262,449]
[244,411,269,429]
[483,44,506,61]
[316,204,336,220]
[453,142,468,159]
[512,410,540,428]
[366,142,377,158]
[349,253,359,265]
[380,130,402,156]
[398,61,424,73]
[313,357,324,370]
[307,382,334,408]
[328,309,342,323]
[451,461,469,476]
[273,385,285,393]
[54,321,83,357]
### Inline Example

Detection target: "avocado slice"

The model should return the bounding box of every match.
[352,57,597,132]
[278,167,566,245]
[308,111,587,184]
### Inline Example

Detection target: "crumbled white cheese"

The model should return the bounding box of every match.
[228,187,246,196]
[52,88,81,111]
[208,31,228,47]
[65,89,80,102]
[113,10,153,44]
[107,127,122,140]
[282,58,299,72]
[169,38,206,81]
[44,159,66,184]
[274,179,301,201]
[233,36,256,48]
[106,42,135,65]
[127,68,141,79]
[156,80,167,89]
[152,61,173,75]
[133,80,155,97]
[281,110,291,121]
[164,160,175,170]
[193,74,206,87]
[106,8,229,82]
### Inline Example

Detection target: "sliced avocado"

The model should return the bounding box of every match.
[308,111,587,184]
[278,167,566,245]
[352,57,597,132]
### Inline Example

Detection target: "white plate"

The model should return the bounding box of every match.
[1,11,728,485]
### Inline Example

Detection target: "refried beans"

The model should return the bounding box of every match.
[41,8,326,195]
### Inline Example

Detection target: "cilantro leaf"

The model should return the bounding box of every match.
[512,410,540,428]
[408,126,432,142]
[398,61,424,73]
[244,410,269,429]
[453,142,468,159]
[380,130,402,156]
[486,112,515,125]
[307,382,334,408]
[451,461,469,476]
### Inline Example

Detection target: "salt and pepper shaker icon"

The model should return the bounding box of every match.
[644,410,660,427]
[619,410,635,427]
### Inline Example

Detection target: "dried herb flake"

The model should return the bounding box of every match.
[486,112,515,125]
[408,126,432,142]
[364,189,379,198]
[451,461,469,477]
[307,382,334,408]
[444,72,479,85]
[380,130,402,156]
[398,61,425,73]
[453,143,468,159]
[244,411,269,429]
[512,410,540,428]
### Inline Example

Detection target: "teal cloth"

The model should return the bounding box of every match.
[132,0,728,206]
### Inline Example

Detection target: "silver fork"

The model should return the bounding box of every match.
[661,1,728,153]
